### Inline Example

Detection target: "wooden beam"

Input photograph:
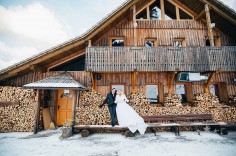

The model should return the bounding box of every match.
[169,0,196,18]
[72,90,78,133]
[195,9,205,21]
[131,69,137,93]
[168,71,178,93]
[89,70,96,92]
[204,68,221,93]
[176,6,180,20]
[146,5,150,20]
[200,0,236,26]
[133,4,137,46]
[160,0,165,20]
[205,4,215,46]
[33,89,40,134]
[135,0,155,15]
[88,40,92,47]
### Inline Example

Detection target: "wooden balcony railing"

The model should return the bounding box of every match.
[86,46,236,72]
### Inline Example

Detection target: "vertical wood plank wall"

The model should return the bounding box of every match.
[93,19,236,46]
[95,72,236,97]
[1,71,235,98]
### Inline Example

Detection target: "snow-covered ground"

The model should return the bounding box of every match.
[0,130,236,156]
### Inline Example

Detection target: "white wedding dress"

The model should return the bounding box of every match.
[115,94,148,135]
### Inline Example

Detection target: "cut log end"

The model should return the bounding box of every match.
[81,129,90,137]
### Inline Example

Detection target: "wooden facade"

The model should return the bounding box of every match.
[0,0,236,131]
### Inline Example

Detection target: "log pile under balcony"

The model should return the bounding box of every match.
[76,92,236,126]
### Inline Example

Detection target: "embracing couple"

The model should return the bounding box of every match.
[99,88,147,135]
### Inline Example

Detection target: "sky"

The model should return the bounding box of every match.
[0,0,236,70]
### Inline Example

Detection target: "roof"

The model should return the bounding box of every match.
[23,72,89,90]
[0,0,236,80]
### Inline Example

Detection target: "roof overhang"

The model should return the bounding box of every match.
[22,72,90,90]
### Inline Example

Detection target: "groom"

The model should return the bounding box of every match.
[99,88,117,127]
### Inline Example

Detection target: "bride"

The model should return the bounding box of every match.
[115,89,147,135]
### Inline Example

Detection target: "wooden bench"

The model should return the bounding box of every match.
[74,114,227,137]
[142,114,226,136]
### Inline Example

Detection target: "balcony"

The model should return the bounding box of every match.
[86,46,236,72]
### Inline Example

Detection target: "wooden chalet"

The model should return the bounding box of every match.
[0,0,236,133]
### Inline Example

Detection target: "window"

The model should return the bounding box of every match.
[206,39,211,46]
[60,90,73,98]
[174,38,186,47]
[205,37,221,47]
[176,84,187,103]
[111,84,125,93]
[210,84,219,97]
[110,38,124,47]
[146,85,159,103]
[145,39,157,47]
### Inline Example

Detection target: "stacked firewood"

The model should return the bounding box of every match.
[127,93,150,115]
[163,93,182,107]
[0,87,36,132]
[193,93,225,108]
[228,95,236,106]
[76,91,111,125]
[75,91,236,126]
[210,107,236,123]
[193,93,236,122]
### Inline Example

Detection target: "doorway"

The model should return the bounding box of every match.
[56,90,74,126]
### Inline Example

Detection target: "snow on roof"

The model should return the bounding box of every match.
[23,72,88,90]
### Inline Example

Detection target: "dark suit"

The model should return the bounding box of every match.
[100,92,117,126]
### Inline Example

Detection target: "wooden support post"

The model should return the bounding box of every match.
[147,6,150,20]
[89,70,96,92]
[72,90,78,133]
[88,40,92,47]
[168,71,178,93]
[204,69,221,93]
[176,6,180,20]
[33,89,40,134]
[133,5,137,46]
[132,69,137,93]
[205,4,214,46]
[160,0,165,20]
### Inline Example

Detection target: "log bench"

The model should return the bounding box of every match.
[74,114,227,137]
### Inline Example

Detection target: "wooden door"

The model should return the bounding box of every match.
[56,90,74,126]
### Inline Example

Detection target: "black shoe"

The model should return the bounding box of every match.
[112,124,115,127]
